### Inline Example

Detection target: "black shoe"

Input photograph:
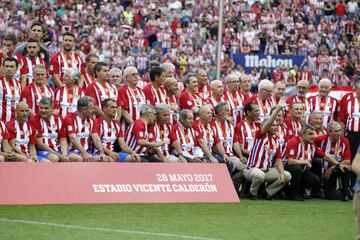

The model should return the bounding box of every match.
[341,195,349,202]
[291,195,304,201]
[248,193,258,200]
[311,191,324,199]
[349,192,354,200]
[259,191,273,200]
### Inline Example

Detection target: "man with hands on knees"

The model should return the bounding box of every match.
[92,98,140,162]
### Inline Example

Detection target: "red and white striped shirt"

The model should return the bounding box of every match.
[83,71,96,89]
[149,123,172,156]
[24,55,48,85]
[314,135,350,169]
[0,76,21,122]
[54,86,85,118]
[283,117,302,141]
[204,95,226,110]
[245,96,274,122]
[125,119,152,155]
[170,123,202,159]
[50,51,85,83]
[119,85,147,129]
[29,114,66,152]
[197,84,211,100]
[0,120,9,145]
[284,136,325,164]
[339,95,360,132]
[164,93,179,124]
[20,83,54,114]
[7,119,36,155]
[86,81,119,109]
[235,120,261,152]
[247,130,281,170]
[211,119,235,156]
[224,90,244,124]
[92,117,123,151]
[143,84,167,106]
[308,95,339,127]
[64,113,94,152]
[286,95,311,121]
[179,90,203,110]
[194,121,220,151]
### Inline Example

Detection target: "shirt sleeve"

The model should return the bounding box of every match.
[92,119,100,134]
[179,92,194,110]
[20,86,32,108]
[314,145,326,158]
[143,85,155,105]
[133,121,146,141]
[50,55,59,75]
[64,116,76,135]
[285,138,299,159]
[342,137,351,161]
[29,125,37,144]
[119,87,130,111]
[85,85,100,107]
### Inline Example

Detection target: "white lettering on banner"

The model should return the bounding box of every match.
[172,184,217,192]
[93,173,217,193]
[244,55,293,68]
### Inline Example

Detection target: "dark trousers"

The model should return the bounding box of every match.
[140,155,163,162]
[324,169,350,199]
[285,158,322,198]
[346,131,360,188]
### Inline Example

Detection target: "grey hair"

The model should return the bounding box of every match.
[258,79,274,91]
[64,68,81,83]
[179,109,193,120]
[77,96,94,111]
[300,124,315,135]
[310,110,323,119]
[39,97,53,107]
[318,78,332,88]
[225,73,239,83]
[184,74,196,86]
[155,104,171,114]
[33,64,47,73]
[140,104,155,116]
[160,62,175,71]
[327,121,341,132]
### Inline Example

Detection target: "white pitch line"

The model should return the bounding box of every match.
[0,218,221,240]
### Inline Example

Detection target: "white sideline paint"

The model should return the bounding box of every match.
[0,218,220,240]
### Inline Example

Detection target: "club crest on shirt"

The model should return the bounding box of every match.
[290,149,294,155]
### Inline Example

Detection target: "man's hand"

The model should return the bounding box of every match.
[178,155,187,163]
[305,159,312,169]
[59,154,70,162]
[109,152,119,162]
[209,156,218,163]
[240,156,247,164]
[131,152,141,162]
[339,162,350,172]
[2,152,14,161]
[279,173,285,183]
[81,152,93,162]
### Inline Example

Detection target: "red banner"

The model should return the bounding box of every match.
[0,163,239,205]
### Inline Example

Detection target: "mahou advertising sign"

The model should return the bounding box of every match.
[0,163,239,205]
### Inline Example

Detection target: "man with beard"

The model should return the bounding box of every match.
[50,32,85,88]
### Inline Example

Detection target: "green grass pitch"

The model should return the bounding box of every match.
[0,200,355,240]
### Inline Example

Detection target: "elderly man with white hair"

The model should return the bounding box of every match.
[224,73,244,125]
[205,80,226,110]
[119,66,147,131]
[244,79,275,122]
[308,78,339,127]
[160,62,176,78]
[239,74,255,101]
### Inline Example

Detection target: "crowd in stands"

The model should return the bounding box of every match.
[0,0,359,201]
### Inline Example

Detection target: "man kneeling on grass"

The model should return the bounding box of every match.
[244,98,291,200]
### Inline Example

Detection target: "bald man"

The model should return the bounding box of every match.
[6,102,46,162]
[196,69,211,100]
[286,79,311,121]
[163,77,180,124]
[271,81,286,106]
